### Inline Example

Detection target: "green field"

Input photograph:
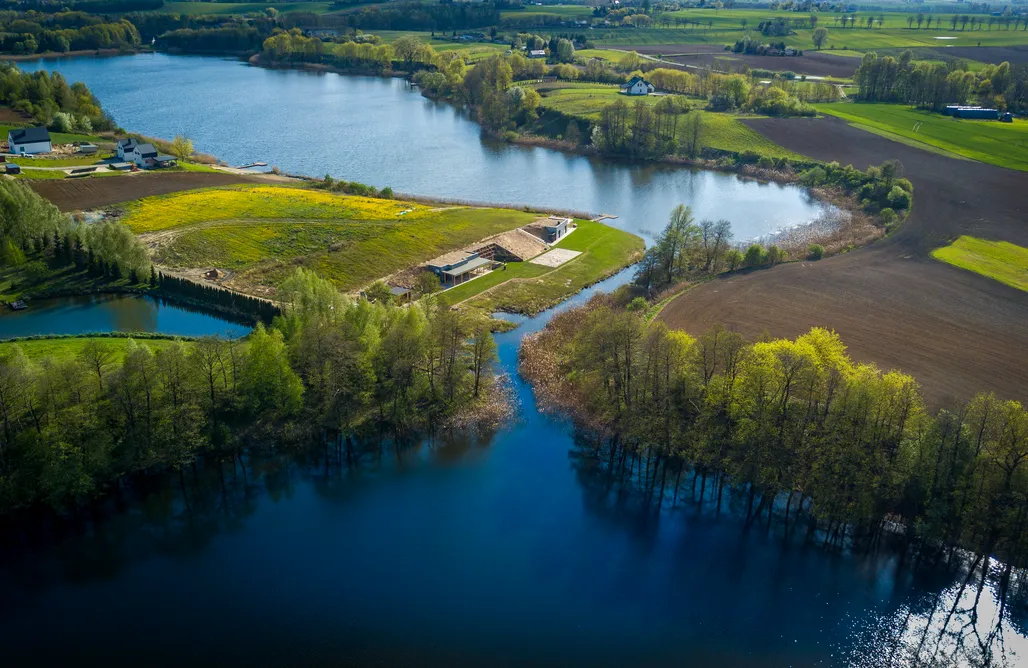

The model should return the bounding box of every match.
[0,336,197,360]
[815,103,1028,171]
[501,5,594,19]
[157,1,334,15]
[122,185,547,294]
[0,123,105,146]
[932,236,1028,292]
[457,219,644,315]
[531,82,805,158]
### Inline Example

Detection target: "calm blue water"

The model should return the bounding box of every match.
[0,293,250,339]
[1,54,1023,667]
[26,53,830,242]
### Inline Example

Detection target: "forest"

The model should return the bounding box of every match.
[855,51,1028,112]
[0,61,116,130]
[0,268,500,512]
[0,11,140,55]
[522,292,1028,575]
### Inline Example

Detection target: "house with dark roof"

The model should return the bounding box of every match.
[620,76,654,96]
[128,142,177,168]
[116,138,140,159]
[8,127,51,155]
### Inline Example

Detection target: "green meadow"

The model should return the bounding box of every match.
[932,236,1028,293]
[530,81,805,158]
[815,103,1028,171]
[0,336,197,360]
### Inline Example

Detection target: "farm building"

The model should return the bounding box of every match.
[620,76,654,96]
[77,143,99,154]
[951,107,1000,120]
[5,163,20,174]
[524,216,574,243]
[528,49,546,59]
[8,127,51,155]
[1001,112,1014,123]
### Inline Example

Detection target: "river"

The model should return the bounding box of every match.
[1,53,1023,667]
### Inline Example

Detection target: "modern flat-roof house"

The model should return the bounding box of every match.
[524,216,573,243]
[620,76,654,96]
[8,127,52,154]
[427,250,493,287]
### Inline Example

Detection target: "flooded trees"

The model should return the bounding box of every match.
[525,296,1028,570]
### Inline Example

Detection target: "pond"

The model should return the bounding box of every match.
[1,53,1022,667]
[0,293,251,339]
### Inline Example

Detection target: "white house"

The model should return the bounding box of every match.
[8,127,52,155]
[116,137,139,159]
[130,143,177,168]
[620,76,655,96]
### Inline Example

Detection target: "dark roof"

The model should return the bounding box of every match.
[154,154,176,162]
[135,143,158,157]
[8,126,51,145]
[622,76,651,87]
[441,256,491,277]
[389,286,411,296]
[118,138,139,149]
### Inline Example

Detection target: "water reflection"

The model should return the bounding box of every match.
[0,294,252,338]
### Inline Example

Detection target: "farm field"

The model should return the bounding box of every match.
[29,171,266,211]
[457,219,644,315]
[530,81,806,158]
[815,102,1028,171]
[501,5,593,20]
[661,113,1028,409]
[931,236,1028,293]
[123,185,543,296]
[0,336,196,360]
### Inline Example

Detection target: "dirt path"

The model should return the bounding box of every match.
[658,116,1028,409]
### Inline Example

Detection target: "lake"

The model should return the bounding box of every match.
[0,293,251,339]
[1,53,1022,667]
[25,53,832,243]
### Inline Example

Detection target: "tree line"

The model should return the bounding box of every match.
[0,61,115,131]
[0,267,501,513]
[522,294,1028,577]
[856,50,1027,113]
[154,272,280,323]
[0,11,140,55]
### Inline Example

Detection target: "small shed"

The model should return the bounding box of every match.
[6,163,20,174]
[528,49,546,59]
[204,268,223,280]
[77,143,99,155]
[390,286,412,303]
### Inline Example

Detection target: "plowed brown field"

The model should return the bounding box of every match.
[659,116,1028,409]
[29,172,263,211]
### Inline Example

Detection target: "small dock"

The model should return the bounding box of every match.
[236,162,268,169]
[592,214,619,222]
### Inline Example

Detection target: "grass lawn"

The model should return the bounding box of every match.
[0,336,196,361]
[8,154,114,167]
[531,82,804,158]
[456,219,644,315]
[932,236,1028,293]
[815,103,1028,171]
[122,185,542,294]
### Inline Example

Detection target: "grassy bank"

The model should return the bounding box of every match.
[0,334,197,360]
[454,219,644,315]
[932,236,1028,293]
[530,81,806,159]
[815,103,1028,171]
[121,184,542,294]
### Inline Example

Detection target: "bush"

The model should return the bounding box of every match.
[767,244,785,266]
[627,296,648,312]
[887,186,911,211]
[22,260,49,284]
[807,244,825,260]
[379,187,393,199]
[725,249,744,271]
[744,244,767,268]
[879,207,898,229]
